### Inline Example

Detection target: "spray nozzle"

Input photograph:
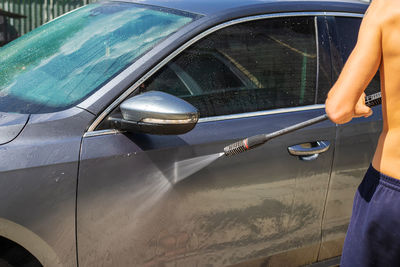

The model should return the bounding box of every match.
[223,139,249,156]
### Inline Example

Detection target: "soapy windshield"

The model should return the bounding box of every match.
[0,2,194,113]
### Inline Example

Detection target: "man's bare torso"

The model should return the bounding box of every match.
[373,1,400,178]
[326,0,400,179]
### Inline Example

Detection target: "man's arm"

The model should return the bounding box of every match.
[325,1,382,124]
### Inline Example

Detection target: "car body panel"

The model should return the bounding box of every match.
[0,107,94,266]
[78,108,335,266]
[0,112,29,145]
[120,0,368,16]
[319,110,382,261]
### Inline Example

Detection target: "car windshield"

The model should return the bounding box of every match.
[0,2,195,114]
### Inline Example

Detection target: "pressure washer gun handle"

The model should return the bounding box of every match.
[365,92,382,107]
[223,92,382,157]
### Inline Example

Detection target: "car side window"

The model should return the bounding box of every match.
[141,16,318,118]
[331,17,380,96]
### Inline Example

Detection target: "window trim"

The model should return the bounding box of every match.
[314,16,320,104]
[198,104,326,122]
[86,11,364,134]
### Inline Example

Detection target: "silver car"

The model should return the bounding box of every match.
[0,0,381,266]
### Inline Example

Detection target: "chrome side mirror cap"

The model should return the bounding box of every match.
[110,91,199,135]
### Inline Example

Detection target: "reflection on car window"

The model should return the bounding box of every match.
[331,17,380,97]
[142,16,317,117]
[0,2,195,114]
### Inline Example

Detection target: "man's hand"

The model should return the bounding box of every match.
[354,92,373,118]
[326,92,373,124]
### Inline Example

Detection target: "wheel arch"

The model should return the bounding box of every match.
[0,218,63,267]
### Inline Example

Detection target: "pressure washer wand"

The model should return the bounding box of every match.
[224,92,382,157]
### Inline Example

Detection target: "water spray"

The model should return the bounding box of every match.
[224,92,382,157]
[172,152,224,184]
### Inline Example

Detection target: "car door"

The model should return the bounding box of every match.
[77,15,336,267]
[318,15,383,261]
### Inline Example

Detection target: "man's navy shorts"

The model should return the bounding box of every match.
[340,164,400,267]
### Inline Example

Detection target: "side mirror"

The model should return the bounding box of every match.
[109,91,199,135]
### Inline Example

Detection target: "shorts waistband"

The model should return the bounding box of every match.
[368,164,400,191]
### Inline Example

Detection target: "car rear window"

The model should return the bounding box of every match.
[0,2,195,114]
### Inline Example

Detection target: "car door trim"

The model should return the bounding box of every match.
[86,11,363,134]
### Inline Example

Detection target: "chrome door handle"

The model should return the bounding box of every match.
[288,141,330,160]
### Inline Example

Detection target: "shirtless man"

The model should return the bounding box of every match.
[325,0,400,265]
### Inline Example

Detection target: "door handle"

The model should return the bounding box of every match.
[288,141,330,161]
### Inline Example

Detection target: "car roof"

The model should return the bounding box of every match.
[116,0,369,16]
